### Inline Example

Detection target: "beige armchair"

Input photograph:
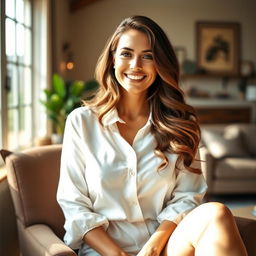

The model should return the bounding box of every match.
[1,145,256,256]
[0,145,76,256]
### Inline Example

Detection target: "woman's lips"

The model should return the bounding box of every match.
[125,73,146,80]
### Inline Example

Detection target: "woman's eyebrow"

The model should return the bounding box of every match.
[120,47,152,53]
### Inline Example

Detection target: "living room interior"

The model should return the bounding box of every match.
[0,0,256,255]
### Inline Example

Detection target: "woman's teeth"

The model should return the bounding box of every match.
[126,74,144,80]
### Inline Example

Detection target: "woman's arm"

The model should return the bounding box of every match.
[57,110,109,249]
[83,226,130,256]
[137,220,177,256]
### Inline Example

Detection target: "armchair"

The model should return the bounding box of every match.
[0,145,76,256]
[200,123,256,194]
[1,145,256,255]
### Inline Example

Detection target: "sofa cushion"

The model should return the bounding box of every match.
[239,125,256,156]
[215,158,256,179]
[201,126,248,159]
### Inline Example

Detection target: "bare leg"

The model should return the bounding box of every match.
[163,202,247,256]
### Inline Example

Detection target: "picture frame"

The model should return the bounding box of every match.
[196,22,240,76]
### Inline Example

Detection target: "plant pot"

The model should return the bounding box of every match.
[51,134,63,144]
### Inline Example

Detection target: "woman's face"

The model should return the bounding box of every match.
[113,29,157,96]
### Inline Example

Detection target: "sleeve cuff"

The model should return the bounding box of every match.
[63,212,109,249]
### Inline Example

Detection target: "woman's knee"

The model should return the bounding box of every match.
[200,202,234,224]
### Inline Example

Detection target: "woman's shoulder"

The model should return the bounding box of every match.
[67,106,98,123]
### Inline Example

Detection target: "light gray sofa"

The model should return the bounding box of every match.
[200,123,256,194]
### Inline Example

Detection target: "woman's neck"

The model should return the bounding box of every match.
[117,92,149,121]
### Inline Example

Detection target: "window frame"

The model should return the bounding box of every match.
[0,0,51,152]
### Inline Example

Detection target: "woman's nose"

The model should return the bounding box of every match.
[130,56,142,69]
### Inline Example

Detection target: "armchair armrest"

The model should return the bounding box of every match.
[22,224,77,256]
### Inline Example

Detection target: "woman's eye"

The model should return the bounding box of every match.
[120,51,131,57]
[143,54,153,60]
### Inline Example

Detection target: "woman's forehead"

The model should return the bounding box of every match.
[115,29,151,51]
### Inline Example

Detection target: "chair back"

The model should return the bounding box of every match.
[1,145,65,239]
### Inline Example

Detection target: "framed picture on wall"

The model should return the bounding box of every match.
[196,22,240,76]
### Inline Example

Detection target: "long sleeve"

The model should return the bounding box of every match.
[57,111,109,249]
[157,152,208,225]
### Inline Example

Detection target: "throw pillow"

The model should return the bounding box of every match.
[240,126,256,157]
[226,124,256,157]
[201,126,248,159]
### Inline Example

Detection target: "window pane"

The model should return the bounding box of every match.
[38,105,47,137]
[8,109,19,149]
[16,0,24,24]
[6,0,15,18]
[7,64,19,107]
[5,0,34,150]
[24,0,31,26]
[6,18,16,62]
[24,27,32,65]
[17,23,25,60]
[20,67,32,104]
[20,106,32,147]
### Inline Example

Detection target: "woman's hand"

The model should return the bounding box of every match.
[137,243,160,256]
[83,226,130,256]
[137,220,177,256]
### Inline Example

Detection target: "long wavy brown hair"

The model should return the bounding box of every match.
[83,15,201,174]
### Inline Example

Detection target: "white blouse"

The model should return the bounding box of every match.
[57,106,207,256]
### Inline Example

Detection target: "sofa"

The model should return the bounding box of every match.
[200,123,256,194]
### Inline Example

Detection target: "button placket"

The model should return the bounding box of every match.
[129,168,135,177]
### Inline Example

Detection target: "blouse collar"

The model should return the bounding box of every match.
[102,107,152,127]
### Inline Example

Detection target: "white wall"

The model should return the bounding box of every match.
[53,0,256,98]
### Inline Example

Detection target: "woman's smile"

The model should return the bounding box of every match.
[124,73,146,81]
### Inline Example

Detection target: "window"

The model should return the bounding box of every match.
[1,0,51,151]
[5,0,33,149]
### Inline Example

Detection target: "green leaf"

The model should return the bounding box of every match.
[43,88,52,98]
[48,94,63,112]
[52,73,66,98]
[85,79,99,91]
[70,80,85,96]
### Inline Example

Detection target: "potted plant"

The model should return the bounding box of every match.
[41,73,98,143]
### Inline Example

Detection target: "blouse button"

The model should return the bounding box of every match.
[129,169,135,176]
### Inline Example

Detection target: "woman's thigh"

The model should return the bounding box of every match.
[162,202,232,256]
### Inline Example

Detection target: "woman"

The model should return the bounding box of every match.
[57,16,247,256]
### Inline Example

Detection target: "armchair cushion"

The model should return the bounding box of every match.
[239,124,256,156]
[215,158,256,179]
[201,126,248,159]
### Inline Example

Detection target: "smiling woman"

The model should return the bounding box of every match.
[57,16,247,256]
